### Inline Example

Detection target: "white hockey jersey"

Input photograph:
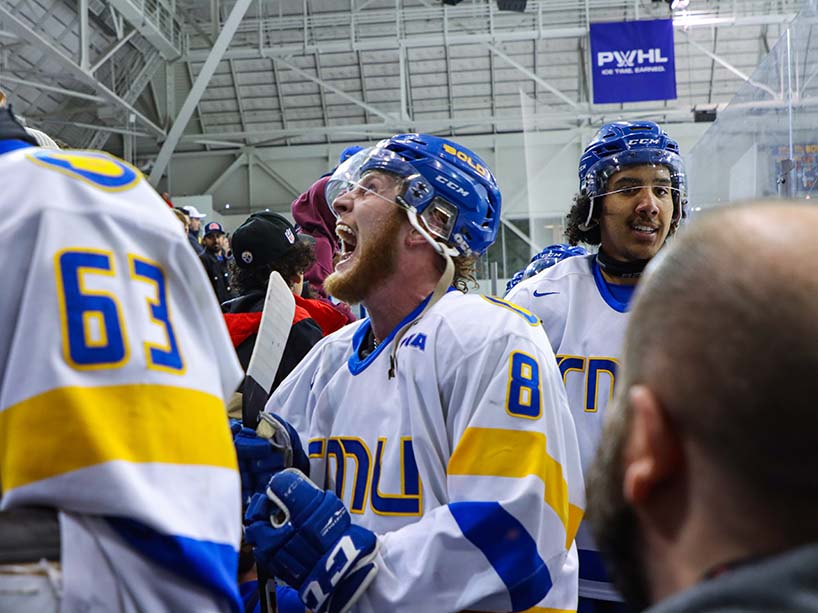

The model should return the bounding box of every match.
[506,254,632,602]
[267,289,585,613]
[0,143,244,612]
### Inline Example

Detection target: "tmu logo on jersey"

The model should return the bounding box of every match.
[590,19,676,104]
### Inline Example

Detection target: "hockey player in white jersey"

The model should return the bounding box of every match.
[240,134,585,613]
[506,121,687,613]
[0,105,244,612]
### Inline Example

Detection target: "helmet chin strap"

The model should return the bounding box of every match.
[578,196,598,232]
[387,202,457,379]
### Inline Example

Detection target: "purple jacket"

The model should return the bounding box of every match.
[291,175,355,323]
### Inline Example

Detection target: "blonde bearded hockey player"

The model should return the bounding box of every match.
[239,134,585,613]
[506,121,687,613]
[0,105,244,612]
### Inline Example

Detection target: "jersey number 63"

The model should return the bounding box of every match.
[55,248,184,373]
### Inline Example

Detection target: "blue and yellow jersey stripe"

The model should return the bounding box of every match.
[0,383,236,492]
[448,427,583,549]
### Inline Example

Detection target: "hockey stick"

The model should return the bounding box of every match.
[242,270,295,427]
[242,270,296,613]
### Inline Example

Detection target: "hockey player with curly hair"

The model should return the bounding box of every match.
[240,134,585,613]
[507,120,688,613]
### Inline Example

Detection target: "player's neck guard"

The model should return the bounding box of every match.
[596,248,648,279]
[359,326,378,360]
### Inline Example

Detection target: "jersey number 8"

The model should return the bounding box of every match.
[506,351,541,419]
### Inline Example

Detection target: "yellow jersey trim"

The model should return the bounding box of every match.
[448,427,584,549]
[0,384,236,491]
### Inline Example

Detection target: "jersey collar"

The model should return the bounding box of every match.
[348,288,454,375]
[592,258,635,313]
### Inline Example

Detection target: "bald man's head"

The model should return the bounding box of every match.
[587,203,818,609]
[623,202,818,501]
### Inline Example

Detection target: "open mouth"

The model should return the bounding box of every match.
[630,222,659,239]
[336,222,358,265]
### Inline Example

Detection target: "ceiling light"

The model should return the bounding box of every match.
[497,0,526,11]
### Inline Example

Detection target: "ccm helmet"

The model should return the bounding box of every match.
[578,120,687,228]
[524,244,587,279]
[326,134,502,257]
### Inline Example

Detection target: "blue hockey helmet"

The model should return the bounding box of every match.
[338,144,364,165]
[504,269,526,295]
[325,134,502,257]
[505,244,586,295]
[524,244,587,279]
[578,121,687,225]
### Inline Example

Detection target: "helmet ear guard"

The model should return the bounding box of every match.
[394,178,461,258]
[398,174,434,209]
[419,198,458,244]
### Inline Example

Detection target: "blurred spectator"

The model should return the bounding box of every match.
[290,153,364,323]
[223,212,348,418]
[181,205,206,255]
[238,213,348,338]
[200,221,232,303]
[290,177,337,293]
[171,208,189,235]
[219,232,232,259]
[160,192,174,208]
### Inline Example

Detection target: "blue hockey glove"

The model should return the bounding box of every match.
[232,413,310,506]
[244,468,379,613]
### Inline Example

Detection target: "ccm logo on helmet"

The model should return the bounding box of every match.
[435,175,469,198]
[627,138,661,145]
[442,143,489,179]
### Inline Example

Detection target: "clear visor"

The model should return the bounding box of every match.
[324,146,460,257]
[594,160,685,219]
[325,147,374,211]
[594,183,683,201]
[325,146,416,211]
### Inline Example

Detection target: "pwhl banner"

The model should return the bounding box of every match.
[590,19,676,104]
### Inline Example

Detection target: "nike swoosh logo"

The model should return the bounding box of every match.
[533,290,560,297]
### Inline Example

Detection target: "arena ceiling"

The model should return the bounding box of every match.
[0,0,802,184]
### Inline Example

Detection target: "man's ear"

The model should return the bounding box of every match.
[405,226,427,248]
[622,385,683,506]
